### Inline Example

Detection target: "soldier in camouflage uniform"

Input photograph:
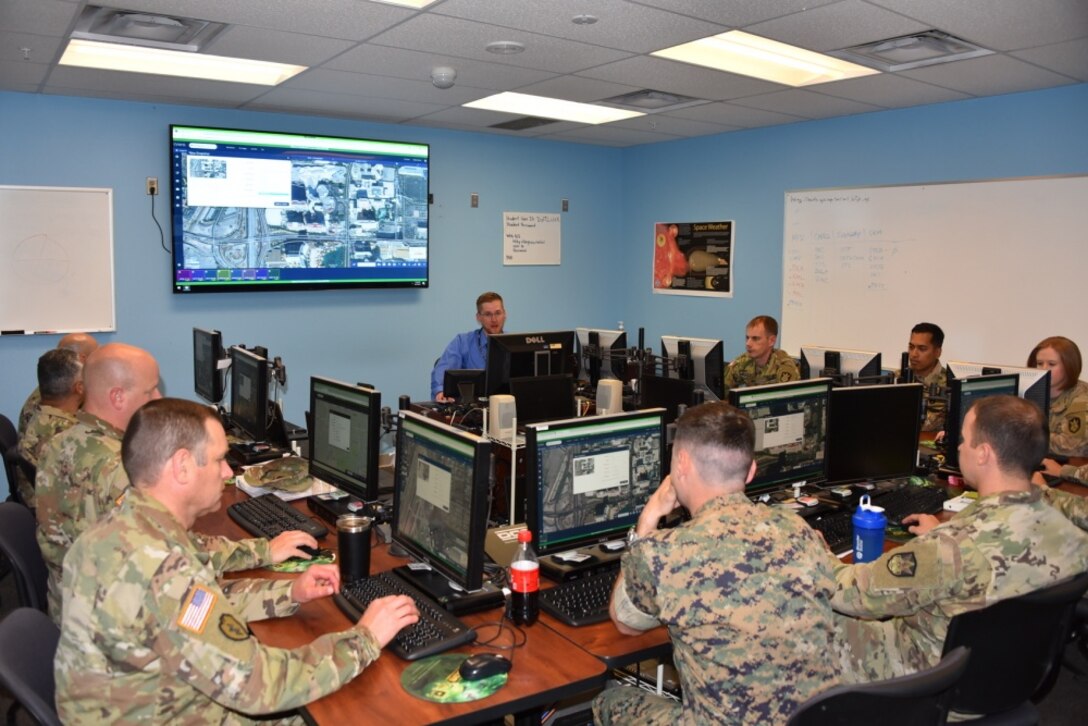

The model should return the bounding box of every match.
[14,348,84,508]
[36,343,319,622]
[16,332,98,435]
[903,322,947,432]
[1028,336,1088,457]
[595,402,841,725]
[830,396,1088,690]
[56,398,419,724]
[724,315,800,390]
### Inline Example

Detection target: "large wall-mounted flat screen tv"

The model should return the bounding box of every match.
[170,125,429,293]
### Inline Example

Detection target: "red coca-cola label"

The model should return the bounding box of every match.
[510,561,539,592]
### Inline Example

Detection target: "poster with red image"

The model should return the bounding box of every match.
[652,220,733,297]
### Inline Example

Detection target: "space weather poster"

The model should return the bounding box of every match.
[652,220,734,297]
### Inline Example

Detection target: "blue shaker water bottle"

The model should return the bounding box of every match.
[852,495,887,563]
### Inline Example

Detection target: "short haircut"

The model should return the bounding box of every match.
[747,315,779,337]
[122,398,218,487]
[673,401,755,485]
[968,395,1047,478]
[1027,336,1082,390]
[476,291,504,311]
[37,348,82,399]
[911,322,945,348]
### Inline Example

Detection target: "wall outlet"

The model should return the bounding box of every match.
[146,177,158,195]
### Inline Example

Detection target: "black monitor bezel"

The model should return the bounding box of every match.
[660,335,725,400]
[826,383,923,484]
[484,330,576,397]
[391,411,491,591]
[192,327,224,404]
[525,408,667,558]
[307,376,381,501]
[509,374,577,425]
[576,328,628,387]
[728,378,832,495]
[229,345,270,441]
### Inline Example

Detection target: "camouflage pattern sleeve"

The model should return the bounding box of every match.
[16,388,40,436]
[920,364,948,433]
[619,539,661,620]
[723,354,745,390]
[831,532,966,618]
[220,577,301,622]
[772,349,800,382]
[1041,487,1088,532]
[193,532,273,571]
[1059,463,1088,485]
[1048,381,1088,457]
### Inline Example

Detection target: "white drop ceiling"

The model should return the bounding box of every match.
[3,0,1086,146]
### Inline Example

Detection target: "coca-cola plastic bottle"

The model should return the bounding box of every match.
[509,529,539,625]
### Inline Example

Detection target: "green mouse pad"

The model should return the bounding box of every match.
[401,654,508,703]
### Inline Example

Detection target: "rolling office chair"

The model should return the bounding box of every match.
[0,413,18,503]
[0,608,63,726]
[0,502,49,611]
[940,571,1088,725]
[786,646,970,726]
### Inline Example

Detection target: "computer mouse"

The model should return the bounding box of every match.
[297,544,322,558]
[458,653,512,681]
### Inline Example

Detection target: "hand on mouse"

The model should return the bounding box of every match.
[359,595,419,648]
[901,513,940,536]
[269,530,320,563]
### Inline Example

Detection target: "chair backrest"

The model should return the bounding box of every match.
[941,571,1088,716]
[0,412,18,497]
[0,608,63,726]
[787,646,971,726]
[0,501,49,610]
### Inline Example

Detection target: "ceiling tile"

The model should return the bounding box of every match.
[1011,38,1088,82]
[0,0,79,37]
[664,101,808,128]
[326,44,558,89]
[578,55,786,101]
[204,25,356,67]
[746,0,930,52]
[731,88,884,119]
[628,0,841,28]
[899,54,1078,97]
[813,73,970,108]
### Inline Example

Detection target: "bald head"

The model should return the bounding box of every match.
[58,333,99,362]
[83,343,162,430]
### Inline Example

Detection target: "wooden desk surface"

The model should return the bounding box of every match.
[196,486,607,726]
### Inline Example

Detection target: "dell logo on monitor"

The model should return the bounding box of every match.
[525,335,546,344]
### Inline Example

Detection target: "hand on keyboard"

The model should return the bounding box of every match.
[359,595,420,648]
[291,564,342,603]
[900,512,940,536]
[269,530,321,563]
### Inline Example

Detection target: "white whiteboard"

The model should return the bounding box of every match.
[781,176,1088,369]
[0,186,115,334]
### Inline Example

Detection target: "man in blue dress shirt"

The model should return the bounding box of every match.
[431,291,506,401]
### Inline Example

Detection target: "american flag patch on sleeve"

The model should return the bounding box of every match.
[177,586,217,634]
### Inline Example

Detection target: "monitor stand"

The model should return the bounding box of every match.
[392,565,505,616]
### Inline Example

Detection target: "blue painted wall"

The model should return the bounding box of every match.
[3,83,1087,497]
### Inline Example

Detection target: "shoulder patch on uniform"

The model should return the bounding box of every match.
[1068,416,1081,434]
[886,552,917,578]
[218,613,249,641]
[177,586,217,634]
[779,371,792,381]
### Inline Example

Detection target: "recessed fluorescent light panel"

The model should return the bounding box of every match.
[59,39,306,85]
[653,30,878,86]
[464,92,645,125]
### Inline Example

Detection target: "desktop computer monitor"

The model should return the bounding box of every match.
[442,369,485,402]
[660,335,724,401]
[576,327,628,387]
[484,330,576,396]
[948,361,1051,420]
[800,345,883,384]
[392,411,492,591]
[525,409,666,558]
[308,376,381,501]
[229,345,270,442]
[827,383,923,484]
[638,373,696,425]
[943,373,1020,471]
[509,374,577,425]
[728,379,832,496]
[193,327,225,404]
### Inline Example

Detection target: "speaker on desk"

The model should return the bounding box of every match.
[596,379,624,416]
[489,394,517,440]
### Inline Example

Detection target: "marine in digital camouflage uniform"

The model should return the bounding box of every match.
[724,348,801,390]
[56,486,380,725]
[595,402,841,725]
[1048,379,1088,457]
[918,362,948,433]
[15,404,77,508]
[830,397,1088,690]
[16,386,40,436]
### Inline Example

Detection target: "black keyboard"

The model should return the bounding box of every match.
[227,494,328,539]
[540,568,619,627]
[872,483,947,522]
[335,571,476,660]
[808,510,853,555]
